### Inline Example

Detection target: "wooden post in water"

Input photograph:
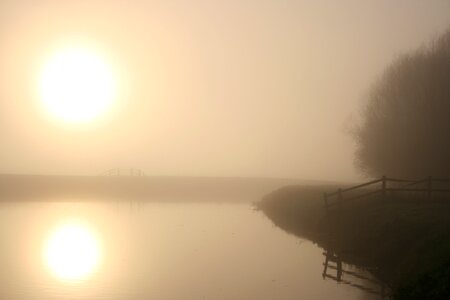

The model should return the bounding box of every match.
[336,255,342,282]
[381,176,386,199]
[322,252,329,279]
[322,193,334,280]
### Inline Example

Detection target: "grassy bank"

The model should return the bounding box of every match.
[256,185,450,299]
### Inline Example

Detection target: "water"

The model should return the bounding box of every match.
[0,199,380,300]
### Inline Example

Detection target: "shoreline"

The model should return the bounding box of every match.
[256,185,450,299]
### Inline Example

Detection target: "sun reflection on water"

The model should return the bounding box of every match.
[44,221,101,281]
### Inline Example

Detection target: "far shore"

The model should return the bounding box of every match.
[0,174,334,201]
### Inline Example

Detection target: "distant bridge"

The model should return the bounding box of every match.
[103,168,146,177]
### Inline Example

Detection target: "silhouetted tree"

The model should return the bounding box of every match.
[355,29,450,178]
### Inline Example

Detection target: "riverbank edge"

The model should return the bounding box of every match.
[255,185,450,299]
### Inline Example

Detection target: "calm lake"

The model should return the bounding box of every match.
[0,199,381,300]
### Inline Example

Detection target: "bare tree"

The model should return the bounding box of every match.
[355,29,450,178]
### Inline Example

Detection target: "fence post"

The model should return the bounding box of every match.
[427,176,432,200]
[382,176,386,199]
[338,189,343,212]
[323,192,333,249]
[323,193,329,224]
[337,189,344,251]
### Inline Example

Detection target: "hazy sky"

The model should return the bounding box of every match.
[0,0,449,181]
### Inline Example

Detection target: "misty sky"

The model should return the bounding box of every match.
[0,0,449,181]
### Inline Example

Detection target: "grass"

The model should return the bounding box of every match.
[255,185,450,299]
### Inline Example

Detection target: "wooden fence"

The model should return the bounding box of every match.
[320,176,450,298]
[324,176,450,210]
[322,176,450,248]
[322,176,450,299]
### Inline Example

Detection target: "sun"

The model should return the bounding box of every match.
[44,222,101,281]
[38,46,117,123]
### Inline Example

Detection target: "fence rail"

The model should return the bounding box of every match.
[324,176,450,209]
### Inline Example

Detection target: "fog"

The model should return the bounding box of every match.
[0,0,449,181]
